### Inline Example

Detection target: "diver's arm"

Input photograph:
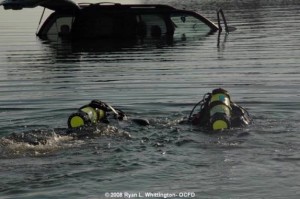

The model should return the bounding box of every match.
[231,103,252,127]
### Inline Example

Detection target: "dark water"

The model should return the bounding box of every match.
[1,0,300,198]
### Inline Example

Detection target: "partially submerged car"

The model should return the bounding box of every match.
[0,0,229,41]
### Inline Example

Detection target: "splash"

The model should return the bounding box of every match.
[0,130,73,157]
[0,123,131,157]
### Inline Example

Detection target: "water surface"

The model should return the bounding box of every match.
[0,0,300,198]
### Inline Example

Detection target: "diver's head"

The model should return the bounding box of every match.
[89,100,108,111]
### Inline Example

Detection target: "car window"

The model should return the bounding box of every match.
[71,12,137,39]
[46,16,73,36]
[170,14,211,38]
[139,14,167,38]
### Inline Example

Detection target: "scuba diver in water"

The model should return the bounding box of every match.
[188,88,252,130]
[67,99,126,128]
[67,99,150,129]
[2,100,149,146]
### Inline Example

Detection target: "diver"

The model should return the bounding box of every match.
[1,100,135,146]
[188,88,252,130]
[67,99,150,129]
[2,100,149,146]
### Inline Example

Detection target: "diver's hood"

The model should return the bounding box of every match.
[0,0,80,11]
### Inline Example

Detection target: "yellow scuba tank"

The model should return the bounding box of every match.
[67,104,106,128]
[209,88,232,130]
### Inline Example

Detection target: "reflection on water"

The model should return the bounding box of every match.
[0,0,300,198]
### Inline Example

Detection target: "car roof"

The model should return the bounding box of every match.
[0,0,79,11]
[76,3,181,15]
[78,3,177,10]
[0,0,178,12]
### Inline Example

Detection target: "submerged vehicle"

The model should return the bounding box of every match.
[0,0,230,41]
